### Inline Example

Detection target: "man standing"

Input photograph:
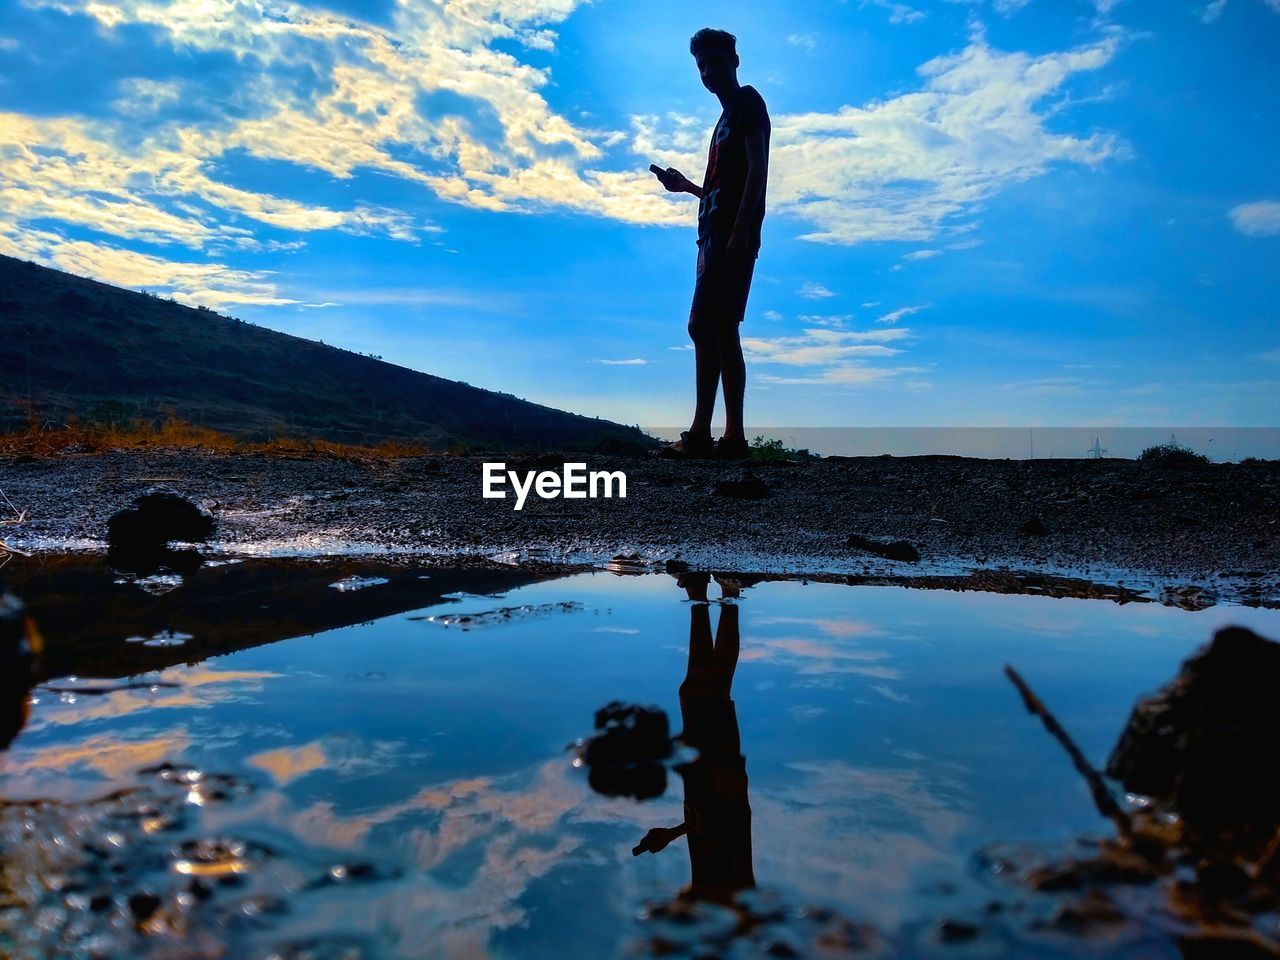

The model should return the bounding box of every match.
[653,28,770,460]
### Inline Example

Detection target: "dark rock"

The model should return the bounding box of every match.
[1179,931,1280,959]
[1,587,36,751]
[107,492,215,576]
[847,534,920,563]
[1106,625,1280,836]
[107,491,215,549]
[1159,584,1218,611]
[663,559,690,574]
[128,891,162,925]
[1019,516,1048,536]
[578,701,673,801]
[937,919,979,943]
[587,701,672,764]
[714,471,771,500]
[1195,859,1251,899]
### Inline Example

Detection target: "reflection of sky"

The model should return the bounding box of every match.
[4,573,1280,953]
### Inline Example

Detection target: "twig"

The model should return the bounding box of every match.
[0,488,25,525]
[0,487,30,563]
[1005,665,1134,840]
[1254,826,1280,884]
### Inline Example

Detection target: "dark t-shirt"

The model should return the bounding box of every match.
[697,84,770,251]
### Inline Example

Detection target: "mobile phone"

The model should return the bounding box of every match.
[649,164,664,176]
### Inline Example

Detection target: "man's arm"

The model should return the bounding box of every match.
[727,126,768,251]
[632,822,689,856]
[653,166,703,199]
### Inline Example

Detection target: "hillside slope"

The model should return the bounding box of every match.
[0,254,644,450]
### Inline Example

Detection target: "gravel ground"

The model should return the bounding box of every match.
[2,449,1277,607]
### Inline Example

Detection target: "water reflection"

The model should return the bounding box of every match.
[2,562,1279,958]
[633,574,755,906]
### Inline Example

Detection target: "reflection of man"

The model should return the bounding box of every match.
[652,28,770,460]
[633,574,755,905]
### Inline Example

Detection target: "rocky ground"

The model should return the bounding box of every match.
[1,449,1277,607]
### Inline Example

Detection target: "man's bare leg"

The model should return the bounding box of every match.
[689,319,722,438]
[719,323,745,441]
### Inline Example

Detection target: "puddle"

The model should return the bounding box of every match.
[2,559,1279,958]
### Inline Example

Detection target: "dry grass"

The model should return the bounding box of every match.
[0,487,28,568]
[0,416,434,461]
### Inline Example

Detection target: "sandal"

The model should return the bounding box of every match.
[650,430,715,459]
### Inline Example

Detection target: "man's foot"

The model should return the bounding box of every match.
[651,430,715,459]
[676,571,711,602]
[713,436,751,460]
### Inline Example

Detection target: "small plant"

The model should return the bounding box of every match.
[1138,442,1209,465]
[749,435,810,462]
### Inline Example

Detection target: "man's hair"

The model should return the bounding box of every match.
[689,28,738,61]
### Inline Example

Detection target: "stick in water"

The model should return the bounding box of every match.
[1004,665,1134,840]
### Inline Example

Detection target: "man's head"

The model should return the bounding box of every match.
[689,28,738,96]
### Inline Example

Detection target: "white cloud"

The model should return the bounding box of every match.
[637,31,1124,246]
[6,0,1128,307]
[861,0,927,24]
[593,358,648,365]
[798,314,852,327]
[1202,0,1228,21]
[876,304,927,324]
[7,0,679,301]
[111,77,183,115]
[762,309,784,321]
[994,0,1033,13]
[769,31,1123,244]
[0,228,295,308]
[787,32,818,52]
[902,249,941,260]
[799,281,835,299]
[743,326,916,385]
[1229,200,1280,236]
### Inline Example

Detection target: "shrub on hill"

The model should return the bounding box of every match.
[1138,443,1209,465]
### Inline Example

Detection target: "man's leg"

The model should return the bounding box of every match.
[689,314,721,438]
[718,322,745,442]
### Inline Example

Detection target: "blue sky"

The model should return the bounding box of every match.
[1,0,1277,428]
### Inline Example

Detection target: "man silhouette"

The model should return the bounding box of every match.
[652,28,770,460]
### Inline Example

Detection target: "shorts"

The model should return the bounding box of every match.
[690,237,757,329]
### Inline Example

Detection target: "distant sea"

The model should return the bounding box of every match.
[644,427,1280,461]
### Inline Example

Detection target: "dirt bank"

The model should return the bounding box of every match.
[1,450,1277,607]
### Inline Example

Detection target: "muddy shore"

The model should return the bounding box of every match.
[1,449,1277,608]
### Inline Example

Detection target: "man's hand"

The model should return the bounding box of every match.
[632,824,687,856]
[651,165,694,195]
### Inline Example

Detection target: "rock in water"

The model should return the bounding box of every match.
[578,701,673,801]
[107,491,215,550]
[1106,625,1280,836]
[0,587,38,751]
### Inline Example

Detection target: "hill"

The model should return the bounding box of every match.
[0,254,646,451]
